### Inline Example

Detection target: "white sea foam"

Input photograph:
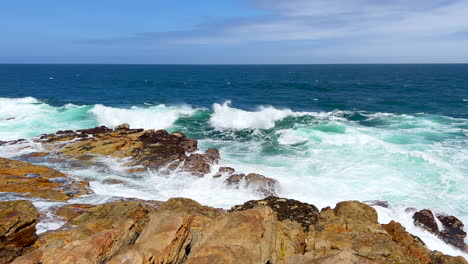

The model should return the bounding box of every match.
[210,101,295,130]
[89,104,196,130]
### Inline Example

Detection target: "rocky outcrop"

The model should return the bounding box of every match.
[8,198,467,264]
[0,200,39,264]
[4,125,279,196]
[413,209,467,252]
[0,157,91,201]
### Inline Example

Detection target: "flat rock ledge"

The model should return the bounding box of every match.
[0,197,465,264]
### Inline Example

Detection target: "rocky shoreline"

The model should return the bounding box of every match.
[0,125,467,263]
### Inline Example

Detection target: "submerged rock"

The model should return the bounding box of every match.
[0,200,39,264]
[0,157,91,201]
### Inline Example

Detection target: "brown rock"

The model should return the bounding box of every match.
[231,196,319,231]
[13,201,157,264]
[413,209,439,234]
[19,152,50,159]
[436,214,467,252]
[52,203,95,221]
[114,123,130,131]
[0,200,39,264]
[0,158,91,201]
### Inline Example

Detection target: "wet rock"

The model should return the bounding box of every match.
[412,209,468,252]
[19,152,49,159]
[0,141,5,146]
[0,157,91,201]
[413,209,439,234]
[213,166,235,178]
[436,214,467,252]
[231,196,319,230]
[114,123,130,131]
[225,173,245,184]
[225,172,278,197]
[6,117,15,121]
[77,125,113,135]
[363,200,389,208]
[0,200,39,264]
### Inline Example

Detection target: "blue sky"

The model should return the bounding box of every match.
[1,0,468,63]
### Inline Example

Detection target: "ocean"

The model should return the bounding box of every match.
[0,64,467,257]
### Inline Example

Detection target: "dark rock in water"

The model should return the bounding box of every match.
[56,130,75,134]
[214,166,235,178]
[405,207,417,213]
[77,125,112,135]
[244,173,278,196]
[413,209,468,252]
[413,209,439,234]
[231,196,319,231]
[225,173,245,184]
[6,117,15,120]
[363,200,389,208]
[0,141,5,146]
[0,200,39,264]
[114,123,130,131]
[436,213,467,252]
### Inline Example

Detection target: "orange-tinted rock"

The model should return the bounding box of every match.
[0,200,39,264]
[0,157,91,201]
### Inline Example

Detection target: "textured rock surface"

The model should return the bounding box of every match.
[5,125,278,195]
[413,209,467,252]
[0,200,39,264]
[0,157,91,201]
[8,198,467,264]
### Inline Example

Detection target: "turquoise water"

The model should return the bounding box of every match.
[0,64,467,256]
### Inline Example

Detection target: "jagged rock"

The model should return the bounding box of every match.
[0,158,91,201]
[412,209,467,252]
[225,172,278,196]
[413,209,439,234]
[52,203,96,221]
[181,149,220,176]
[12,201,157,264]
[114,123,130,131]
[8,198,468,264]
[0,200,39,264]
[436,214,467,252]
[364,200,389,208]
[231,196,319,230]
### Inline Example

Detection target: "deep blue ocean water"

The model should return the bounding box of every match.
[0,64,467,256]
[1,64,467,118]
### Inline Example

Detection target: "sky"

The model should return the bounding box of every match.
[1,0,468,64]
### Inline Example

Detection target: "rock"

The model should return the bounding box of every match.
[413,209,439,234]
[13,201,157,264]
[8,198,468,264]
[52,203,95,221]
[219,166,235,174]
[225,173,245,184]
[363,200,389,208]
[114,123,130,131]
[19,152,50,159]
[244,173,278,196]
[436,214,467,252]
[231,196,319,230]
[225,172,278,197]
[0,158,91,201]
[412,209,467,252]
[0,200,39,263]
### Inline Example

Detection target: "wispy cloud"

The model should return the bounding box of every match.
[92,0,468,45]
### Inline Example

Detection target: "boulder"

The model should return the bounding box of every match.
[225,172,279,196]
[114,123,130,131]
[412,209,467,252]
[436,214,467,252]
[0,200,39,264]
